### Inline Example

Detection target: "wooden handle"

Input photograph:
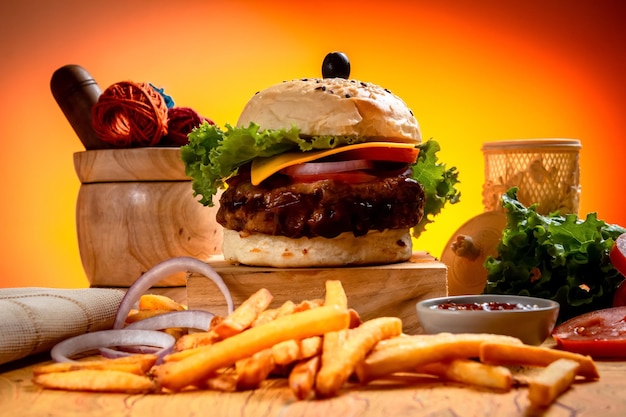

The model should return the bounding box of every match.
[50,64,115,150]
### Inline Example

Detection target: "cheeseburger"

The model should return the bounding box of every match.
[182,75,459,267]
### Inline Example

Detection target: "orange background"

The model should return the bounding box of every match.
[0,0,624,288]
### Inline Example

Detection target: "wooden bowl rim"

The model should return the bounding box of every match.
[74,147,190,183]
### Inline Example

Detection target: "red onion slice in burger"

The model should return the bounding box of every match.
[281,159,374,176]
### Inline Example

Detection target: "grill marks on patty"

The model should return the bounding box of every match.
[216,168,425,239]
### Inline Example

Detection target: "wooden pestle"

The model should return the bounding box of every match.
[50,64,115,150]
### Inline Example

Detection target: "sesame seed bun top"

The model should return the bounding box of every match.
[237,78,421,144]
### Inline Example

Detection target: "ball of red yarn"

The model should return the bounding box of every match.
[160,106,214,146]
[92,81,168,148]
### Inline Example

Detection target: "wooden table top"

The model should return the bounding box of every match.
[2,351,625,417]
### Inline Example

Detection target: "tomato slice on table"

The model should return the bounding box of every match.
[610,233,626,307]
[552,306,626,358]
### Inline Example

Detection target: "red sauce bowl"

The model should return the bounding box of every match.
[416,295,559,345]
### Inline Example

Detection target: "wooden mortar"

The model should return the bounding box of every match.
[74,147,222,287]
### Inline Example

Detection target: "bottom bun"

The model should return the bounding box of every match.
[221,229,413,268]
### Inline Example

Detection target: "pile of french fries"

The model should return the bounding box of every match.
[32,281,599,408]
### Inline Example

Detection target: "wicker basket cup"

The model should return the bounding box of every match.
[73,148,222,287]
[481,139,581,215]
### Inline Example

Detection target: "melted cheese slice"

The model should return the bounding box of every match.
[251,141,417,185]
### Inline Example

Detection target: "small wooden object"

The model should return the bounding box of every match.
[187,252,448,334]
[74,148,222,287]
[50,64,115,150]
[440,211,506,296]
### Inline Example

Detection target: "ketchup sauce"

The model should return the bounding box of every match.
[433,302,539,311]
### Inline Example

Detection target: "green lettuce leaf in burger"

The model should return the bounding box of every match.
[181,75,459,267]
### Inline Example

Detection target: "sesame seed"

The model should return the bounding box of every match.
[345,94,351,98]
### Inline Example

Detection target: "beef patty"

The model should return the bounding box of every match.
[216,167,425,239]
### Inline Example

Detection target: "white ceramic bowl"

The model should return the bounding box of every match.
[416,294,560,345]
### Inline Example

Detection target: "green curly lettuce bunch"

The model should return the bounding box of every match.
[484,188,626,321]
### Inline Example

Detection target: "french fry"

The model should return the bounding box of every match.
[271,336,322,365]
[272,339,302,366]
[259,299,324,367]
[320,280,349,378]
[348,308,362,328]
[174,330,220,351]
[251,300,297,328]
[203,371,238,392]
[316,316,402,398]
[369,333,412,351]
[300,336,323,359]
[276,299,299,315]
[33,369,156,393]
[251,307,281,327]
[417,359,513,391]
[32,281,602,403]
[235,349,275,390]
[289,355,321,400]
[138,294,186,311]
[294,299,324,312]
[356,333,522,384]
[324,280,348,309]
[211,288,274,339]
[156,305,350,391]
[163,327,187,340]
[528,358,580,407]
[176,292,279,352]
[173,314,226,351]
[209,315,225,330]
[33,354,158,376]
[479,342,599,380]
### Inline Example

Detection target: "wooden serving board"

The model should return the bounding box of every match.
[187,251,447,334]
[4,351,626,417]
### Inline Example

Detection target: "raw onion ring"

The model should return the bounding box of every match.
[125,310,215,331]
[49,257,231,364]
[281,159,373,177]
[113,256,233,329]
[99,310,216,359]
[51,329,175,363]
[99,345,162,359]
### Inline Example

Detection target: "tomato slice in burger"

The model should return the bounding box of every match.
[340,146,419,163]
[552,306,626,358]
